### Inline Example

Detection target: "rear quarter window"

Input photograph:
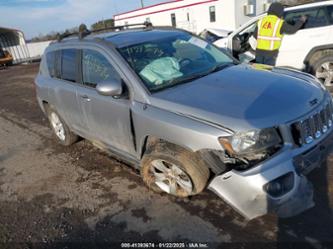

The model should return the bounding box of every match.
[46,51,56,77]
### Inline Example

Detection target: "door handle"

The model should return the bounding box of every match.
[80,95,91,102]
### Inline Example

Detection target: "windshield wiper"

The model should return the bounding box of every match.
[171,62,235,84]
[150,71,210,92]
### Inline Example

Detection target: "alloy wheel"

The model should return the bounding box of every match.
[316,61,333,87]
[50,112,66,141]
[150,159,193,196]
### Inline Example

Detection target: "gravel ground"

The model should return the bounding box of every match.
[0,63,333,249]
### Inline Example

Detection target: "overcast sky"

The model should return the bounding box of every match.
[0,0,168,39]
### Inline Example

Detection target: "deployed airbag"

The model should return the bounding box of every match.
[139,57,183,86]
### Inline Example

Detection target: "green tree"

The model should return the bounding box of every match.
[91,19,114,31]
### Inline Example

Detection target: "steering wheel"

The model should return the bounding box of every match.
[179,58,192,68]
[135,58,151,72]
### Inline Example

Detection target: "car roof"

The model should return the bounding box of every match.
[99,29,187,48]
[52,27,189,48]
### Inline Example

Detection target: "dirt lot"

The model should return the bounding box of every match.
[0,63,333,249]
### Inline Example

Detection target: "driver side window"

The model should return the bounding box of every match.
[82,49,121,88]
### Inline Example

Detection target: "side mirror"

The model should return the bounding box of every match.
[96,80,123,97]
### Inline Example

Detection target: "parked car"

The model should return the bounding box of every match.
[35,24,333,219]
[199,28,232,43]
[0,47,13,68]
[214,1,333,87]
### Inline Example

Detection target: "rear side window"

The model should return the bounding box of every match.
[284,7,330,29]
[61,49,77,82]
[82,49,121,88]
[46,51,56,78]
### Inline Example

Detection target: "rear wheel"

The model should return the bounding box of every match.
[45,106,78,146]
[309,50,333,87]
[141,142,210,197]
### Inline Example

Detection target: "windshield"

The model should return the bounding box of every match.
[118,32,235,92]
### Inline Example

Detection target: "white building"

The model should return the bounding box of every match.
[114,0,277,34]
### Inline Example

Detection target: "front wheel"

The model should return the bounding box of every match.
[141,143,210,197]
[46,106,78,146]
[309,50,333,87]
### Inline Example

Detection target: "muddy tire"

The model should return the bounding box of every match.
[141,142,210,197]
[309,50,333,88]
[45,105,78,146]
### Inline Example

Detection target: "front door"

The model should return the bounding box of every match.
[77,48,136,155]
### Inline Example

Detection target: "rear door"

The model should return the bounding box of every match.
[49,49,88,134]
[277,6,332,69]
[77,48,136,155]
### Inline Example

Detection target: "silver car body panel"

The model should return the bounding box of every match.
[35,31,333,219]
[131,102,233,154]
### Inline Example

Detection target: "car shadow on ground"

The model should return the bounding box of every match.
[276,147,333,249]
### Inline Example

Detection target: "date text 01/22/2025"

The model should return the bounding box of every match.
[120,242,209,248]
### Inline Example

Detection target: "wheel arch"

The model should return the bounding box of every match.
[304,44,333,72]
[37,99,49,114]
[139,135,194,159]
[139,135,226,176]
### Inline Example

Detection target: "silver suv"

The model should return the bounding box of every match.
[35,25,333,220]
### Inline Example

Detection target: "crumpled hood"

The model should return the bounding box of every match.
[150,64,326,132]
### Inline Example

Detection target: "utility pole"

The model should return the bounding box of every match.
[140,0,144,8]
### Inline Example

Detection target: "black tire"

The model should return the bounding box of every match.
[45,105,78,146]
[309,50,333,88]
[141,142,210,197]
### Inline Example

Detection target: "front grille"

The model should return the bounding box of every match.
[291,100,333,146]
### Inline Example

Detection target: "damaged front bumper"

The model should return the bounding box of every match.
[208,129,333,220]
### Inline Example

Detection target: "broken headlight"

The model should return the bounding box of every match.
[219,128,282,159]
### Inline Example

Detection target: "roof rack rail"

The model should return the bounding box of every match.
[57,21,153,42]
